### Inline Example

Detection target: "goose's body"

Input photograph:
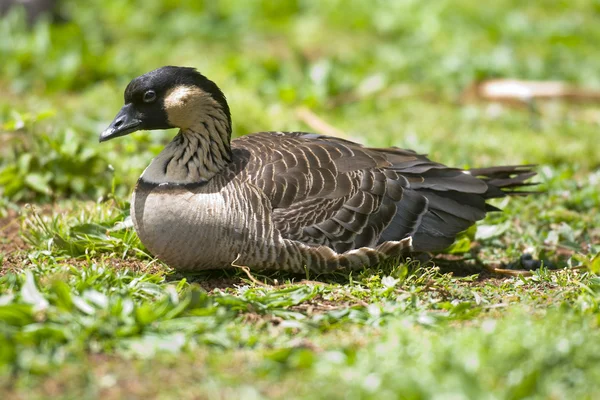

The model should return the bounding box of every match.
[101,66,535,272]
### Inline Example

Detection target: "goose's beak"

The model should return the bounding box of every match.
[99,103,142,142]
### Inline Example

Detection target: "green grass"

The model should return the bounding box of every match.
[1,0,600,398]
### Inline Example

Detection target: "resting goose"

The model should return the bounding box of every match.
[100,66,535,272]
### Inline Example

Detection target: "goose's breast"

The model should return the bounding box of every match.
[131,181,253,270]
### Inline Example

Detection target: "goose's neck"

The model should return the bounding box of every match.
[141,116,233,185]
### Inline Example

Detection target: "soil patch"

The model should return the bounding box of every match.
[0,209,28,274]
[0,209,24,253]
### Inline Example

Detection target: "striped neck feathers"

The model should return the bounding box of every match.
[141,86,233,184]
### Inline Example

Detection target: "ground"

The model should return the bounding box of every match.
[1,1,600,399]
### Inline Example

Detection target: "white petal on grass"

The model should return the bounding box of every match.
[84,289,109,309]
[125,332,186,358]
[21,271,49,311]
[72,296,96,315]
[0,294,15,306]
[475,221,510,241]
[381,276,398,288]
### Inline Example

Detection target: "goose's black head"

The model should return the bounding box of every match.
[100,66,231,142]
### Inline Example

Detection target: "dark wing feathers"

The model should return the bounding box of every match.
[378,191,428,243]
[234,132,535,253]
[468,165,538,196]
[418,190,487,221]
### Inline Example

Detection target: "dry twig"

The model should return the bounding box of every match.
[296,107,346,138]
[484,264,588,277]
[231,254,271,287]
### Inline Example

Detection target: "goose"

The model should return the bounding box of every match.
[100,66,535,272]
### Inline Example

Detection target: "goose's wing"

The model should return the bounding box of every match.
[233,131,499,253]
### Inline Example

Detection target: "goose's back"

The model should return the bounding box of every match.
[232,131,495,253]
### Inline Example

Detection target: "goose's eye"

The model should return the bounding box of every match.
[143,90,156,103]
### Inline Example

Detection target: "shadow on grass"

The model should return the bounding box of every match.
[166,254,517,291]
[165,250,573,292]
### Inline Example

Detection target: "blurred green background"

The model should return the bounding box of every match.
[2,2,600,398]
